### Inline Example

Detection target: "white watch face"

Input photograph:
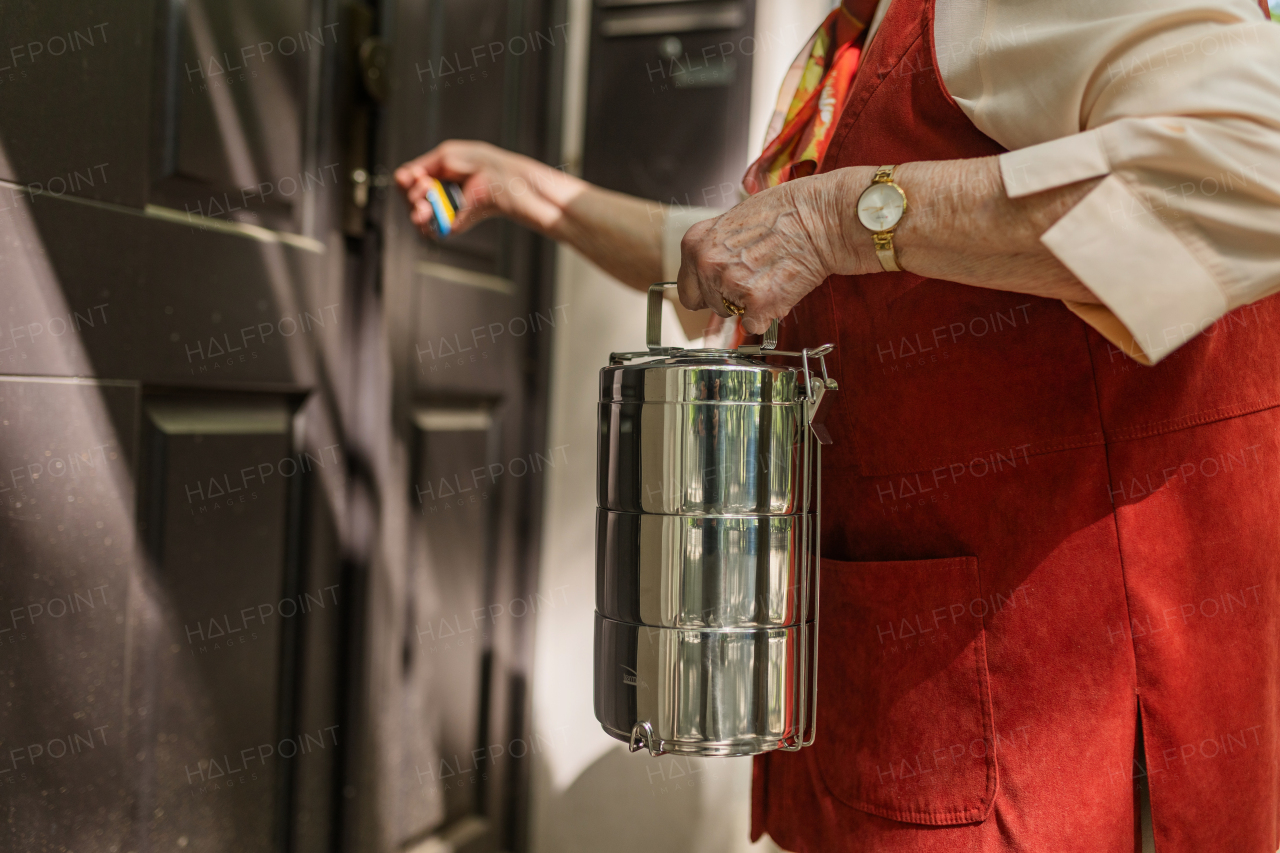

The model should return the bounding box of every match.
[857,182,906,232]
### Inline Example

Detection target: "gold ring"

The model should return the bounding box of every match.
[722,296,746,316]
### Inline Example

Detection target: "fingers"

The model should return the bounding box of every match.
[399,145,496,238]
[404,178,434,207]
[394,152,435,190]
[676,221,710,311]
[679,216,774,330]
[678,212,795,337]
[740,312,773,336]
[408,199,432,230]
[408,198,459,238]
[395,140,487,198]
[446,173,511,234]
[449,191,506,235]
[400,142,566,239]
[678,220,740,318]
[676,257,705,312]
[395,148,450,194]
[699,273,732,319]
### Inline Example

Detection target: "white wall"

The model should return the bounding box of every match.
[528,2,835,851]
[748,0,837,163]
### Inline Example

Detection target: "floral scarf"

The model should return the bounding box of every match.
[742,0,880,195]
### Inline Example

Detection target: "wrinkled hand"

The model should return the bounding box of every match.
[395,140,573,238]
[676,170,869,335]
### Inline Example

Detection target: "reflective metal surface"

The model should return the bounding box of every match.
[596,509,815,628]
[600,355,804,403]
[594,284,835,757]
[593,614,814,757]
[598,398,811,515]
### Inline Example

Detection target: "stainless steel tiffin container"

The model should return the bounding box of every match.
[594,283,837,757]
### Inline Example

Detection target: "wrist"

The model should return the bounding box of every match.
[821,167,882,276]
[528,159,585,213]
[504,154,586,239]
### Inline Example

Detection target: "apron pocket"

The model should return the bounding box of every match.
[816,556,997,825]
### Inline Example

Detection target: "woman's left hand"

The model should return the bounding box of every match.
[676,170,869,335]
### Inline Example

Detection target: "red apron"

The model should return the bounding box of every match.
[756,0,1280,850]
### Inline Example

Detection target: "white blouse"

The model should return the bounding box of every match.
[663,0,1280,364]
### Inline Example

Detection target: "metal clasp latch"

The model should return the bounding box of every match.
[629,721,665,756]
[801,345,838,445]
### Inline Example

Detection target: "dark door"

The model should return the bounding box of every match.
[364,0,561,851]
[0,1,351,851]
[0,1,559,852]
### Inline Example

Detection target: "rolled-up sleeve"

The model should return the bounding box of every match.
[943,0,1280,363]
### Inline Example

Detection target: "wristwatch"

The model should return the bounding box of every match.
[856,165,907,272]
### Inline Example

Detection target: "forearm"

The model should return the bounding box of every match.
[552,183,664,291]
[402,141,708,335]
[497,156,713,336]
[471,155,662,289]
[831,157,1102,303]
[401,143,665,291]
[557,186,715,337]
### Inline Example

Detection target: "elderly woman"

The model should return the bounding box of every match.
[396,1,1280,851]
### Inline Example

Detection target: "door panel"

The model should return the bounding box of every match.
[0,2,153,207]
[0,193,144,380]
[380,0,561,850]
[0,0,349,850]
[411,273,525,395]
[151,0,328,233]
[1,0,559,849]
[398,407,499,842]
[139,223,331,387]
[401,0,513,267]
[0,191,335,386]
[0,377,142,851]
[139,395,298,853]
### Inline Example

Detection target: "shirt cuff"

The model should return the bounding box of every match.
[1041,175,1228,364]
[1061,301,1152,366]
[662,206,724,282]
[1000,129,1111,198]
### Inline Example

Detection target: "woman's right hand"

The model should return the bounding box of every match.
[395,140,713,340]
[394,140,578,239]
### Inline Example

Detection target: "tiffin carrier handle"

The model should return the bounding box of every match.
[646,282,778,351]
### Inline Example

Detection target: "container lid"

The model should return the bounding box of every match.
[600,353,806,404]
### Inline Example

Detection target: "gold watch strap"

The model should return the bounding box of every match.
[873,164,896,184]
[873,232,901,272]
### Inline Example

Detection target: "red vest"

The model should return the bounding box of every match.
[756,1,1280,850]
